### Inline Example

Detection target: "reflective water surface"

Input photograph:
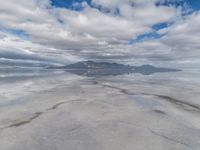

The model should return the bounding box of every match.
[0,68,200,150]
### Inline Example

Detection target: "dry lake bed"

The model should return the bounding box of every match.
[0,69,200,150]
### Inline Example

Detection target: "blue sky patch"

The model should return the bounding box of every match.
[1,29,29,39]
[51,0,91,9]
[129,32,165,44]
[188,0,200,10]
[152,22,173,31]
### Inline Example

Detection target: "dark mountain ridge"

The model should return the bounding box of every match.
[48,61,181,76]
[50,61,132,70]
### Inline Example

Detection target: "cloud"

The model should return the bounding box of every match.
[0,31,83,67]
[159,11,200,64]
[0,0,180,47]
[0,0,199,67]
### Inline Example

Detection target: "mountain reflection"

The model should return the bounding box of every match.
[50,61,181,77]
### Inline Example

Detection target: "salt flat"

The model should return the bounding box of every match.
[0,70,200,150]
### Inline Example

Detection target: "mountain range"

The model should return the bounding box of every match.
[48,61,181,76]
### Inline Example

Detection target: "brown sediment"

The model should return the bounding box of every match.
[99,82,200,113]
[0,99,84,130]
[48,99,83,111]
[153,109,166,114]
[150,129,192,148]
[5,112,43,128]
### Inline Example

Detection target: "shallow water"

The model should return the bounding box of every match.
[0,69,200,150]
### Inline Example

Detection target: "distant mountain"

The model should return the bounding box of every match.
[49,61,132,70]
[48,61,181,76]
[132,64,181,75]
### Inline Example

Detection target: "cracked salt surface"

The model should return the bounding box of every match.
[0,70,200,150]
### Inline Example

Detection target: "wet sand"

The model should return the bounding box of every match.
[0,71,200,150]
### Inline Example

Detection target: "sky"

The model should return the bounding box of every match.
[0,0,200,67]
